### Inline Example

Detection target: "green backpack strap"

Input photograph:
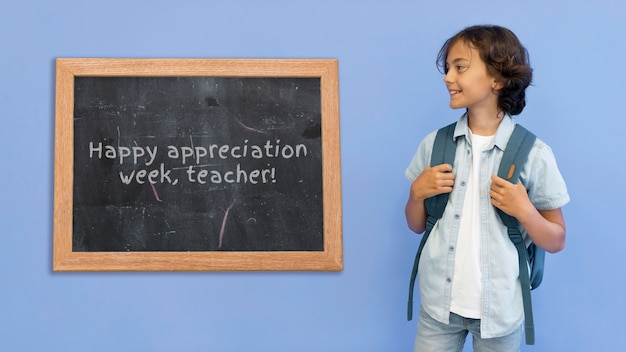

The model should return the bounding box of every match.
[495,124,538,345]
[407,122,456,321]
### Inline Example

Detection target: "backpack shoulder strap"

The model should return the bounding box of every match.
[425,122,457,220]
[407,122,456,321]
[496,124,536,184]
[495,123,539,345]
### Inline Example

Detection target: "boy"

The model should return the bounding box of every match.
[404,25,569,351]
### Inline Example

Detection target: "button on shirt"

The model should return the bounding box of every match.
[405,114,570,338]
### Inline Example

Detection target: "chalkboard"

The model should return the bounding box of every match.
[53,59,342,271]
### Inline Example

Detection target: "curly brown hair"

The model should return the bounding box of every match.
[436,25,533,116]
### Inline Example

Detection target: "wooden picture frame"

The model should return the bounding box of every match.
[53,58,342,271]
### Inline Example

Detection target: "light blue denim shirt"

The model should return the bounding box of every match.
[405,113,570,338]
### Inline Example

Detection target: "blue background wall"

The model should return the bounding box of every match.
[1,1,624,351]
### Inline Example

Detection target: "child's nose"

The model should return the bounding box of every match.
[443,71,454,84]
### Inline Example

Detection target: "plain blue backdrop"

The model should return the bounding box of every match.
[1,0,624,351]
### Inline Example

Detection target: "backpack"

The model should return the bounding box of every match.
[407,122,545,345]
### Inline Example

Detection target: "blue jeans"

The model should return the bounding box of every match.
[414,306,522,352]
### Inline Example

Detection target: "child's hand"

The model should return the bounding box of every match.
[489,175,533,218]
[410,163,455,201]
[490,174,566,252]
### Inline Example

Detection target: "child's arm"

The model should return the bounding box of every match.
[489,175,566,253]
[405,164,455,234]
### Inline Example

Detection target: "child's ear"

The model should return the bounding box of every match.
[493,80,505,90]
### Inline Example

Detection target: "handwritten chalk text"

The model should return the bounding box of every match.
[186,164,276,184]
[89,142,158,166]
[88,137,308,187]
[167,139,308,165]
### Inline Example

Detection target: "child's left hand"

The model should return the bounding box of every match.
[489,175,533,218]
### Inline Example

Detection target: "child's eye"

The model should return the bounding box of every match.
[456,65,467,72]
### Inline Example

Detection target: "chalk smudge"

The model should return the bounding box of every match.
[133,140,162,202]
[218,198,236,249]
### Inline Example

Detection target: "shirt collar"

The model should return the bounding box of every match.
[453,112,516,151]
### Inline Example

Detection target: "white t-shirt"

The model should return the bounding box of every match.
[450,130,494,319]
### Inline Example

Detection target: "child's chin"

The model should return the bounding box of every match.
[449,102,465,110]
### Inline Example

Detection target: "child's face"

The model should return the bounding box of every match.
[443,41,501,114]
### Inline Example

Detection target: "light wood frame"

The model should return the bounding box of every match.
[53,58,342,271]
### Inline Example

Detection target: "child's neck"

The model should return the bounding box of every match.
[467,108,503,136]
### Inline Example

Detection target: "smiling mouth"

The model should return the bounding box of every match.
[449,90,461,96]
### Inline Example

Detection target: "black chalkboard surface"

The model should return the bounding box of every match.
[54,59,342,271]
[73,76,323,252]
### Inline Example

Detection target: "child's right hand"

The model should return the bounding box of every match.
[409,163,455,201]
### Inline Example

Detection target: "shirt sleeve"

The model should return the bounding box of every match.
[523,139,570,210]
[405,130,437,182]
